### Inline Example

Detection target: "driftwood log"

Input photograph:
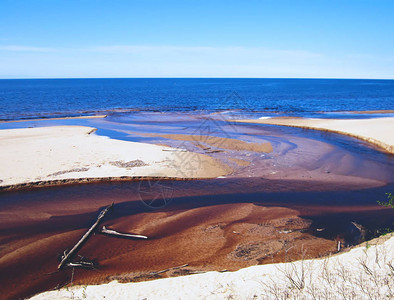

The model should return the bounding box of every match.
[58,203,113,269]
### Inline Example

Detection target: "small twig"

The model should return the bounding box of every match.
[150,264,189,275]
[66,261,95,269]
[100,226,148,239]
[70,267,75,286]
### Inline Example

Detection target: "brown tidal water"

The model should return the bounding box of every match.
[0,179,393,299]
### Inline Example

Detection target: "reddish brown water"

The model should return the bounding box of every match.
[0,179,393,300]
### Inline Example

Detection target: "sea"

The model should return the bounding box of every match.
[0,78,394,121]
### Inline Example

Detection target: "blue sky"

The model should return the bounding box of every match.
[1,0,394,79]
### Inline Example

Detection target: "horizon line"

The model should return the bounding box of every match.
[1,77,394,80]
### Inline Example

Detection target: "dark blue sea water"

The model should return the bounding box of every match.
[0,78,394,121]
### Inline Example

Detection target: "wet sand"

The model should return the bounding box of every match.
[148,133,273,153]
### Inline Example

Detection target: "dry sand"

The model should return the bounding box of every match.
[0,126,231,189]
[235,117,394,154]
[30,234,393,299]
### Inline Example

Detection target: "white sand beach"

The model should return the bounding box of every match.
[0,126,230,189]
[235,117,394,154]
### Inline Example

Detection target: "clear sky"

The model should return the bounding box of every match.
[1,0,394,79]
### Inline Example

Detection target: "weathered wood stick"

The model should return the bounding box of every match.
[100,226,148,239]
[58,203,113,269]
[150,264,189,275]
[66,261,95,269]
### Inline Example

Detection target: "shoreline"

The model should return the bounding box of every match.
[235,117,394,154]
[1,109,393,124]
[0,176,205,192]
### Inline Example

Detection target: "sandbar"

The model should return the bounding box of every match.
[146,133,273,153]
[235,117,394,154]
[0,126,231,189]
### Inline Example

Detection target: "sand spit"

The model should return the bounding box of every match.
[31,234,393,299]
[0,126,231,189]
[235,117,394,154]
[0,115,107,123]
[348,109,394,114]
